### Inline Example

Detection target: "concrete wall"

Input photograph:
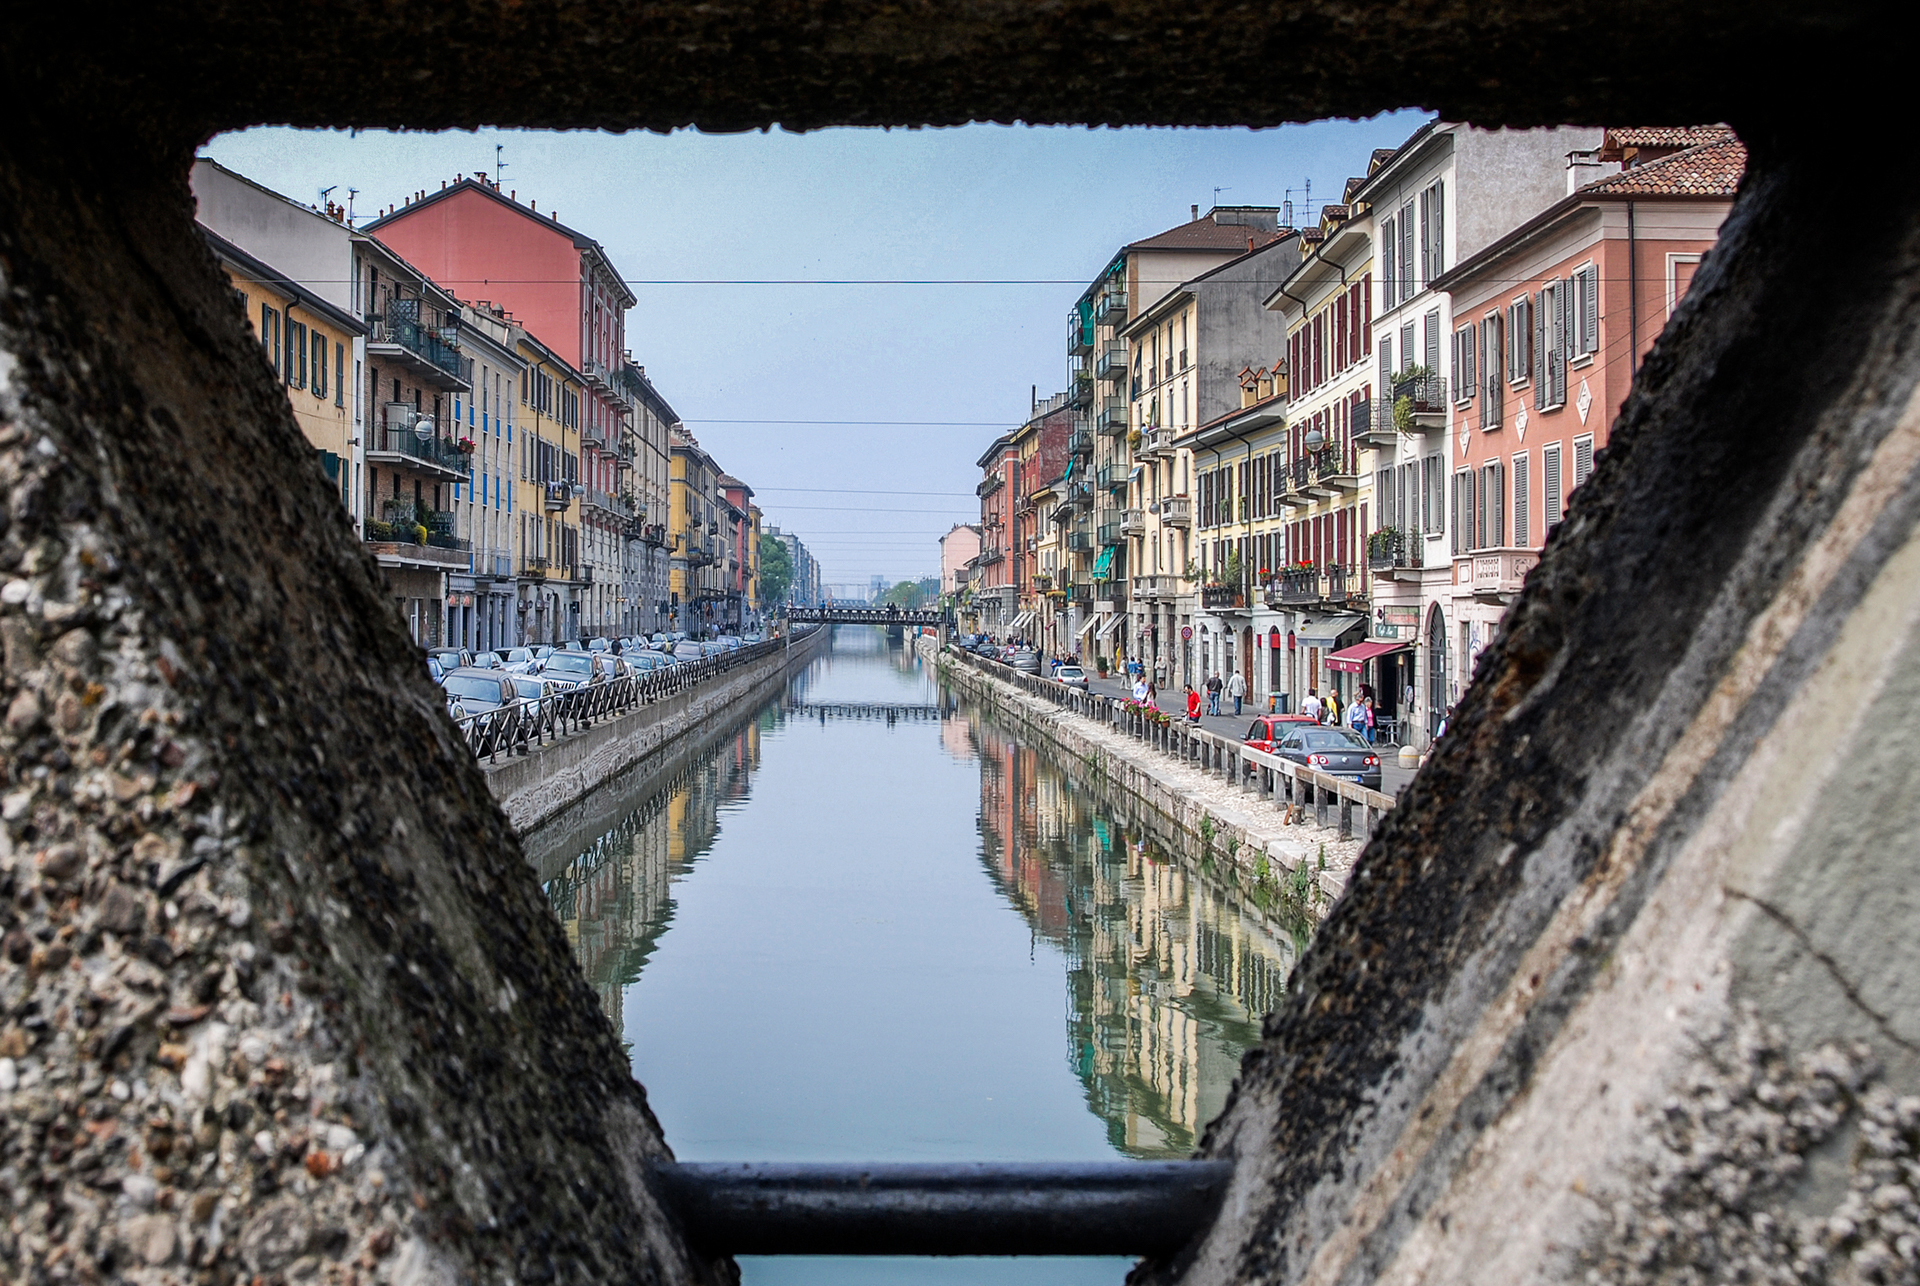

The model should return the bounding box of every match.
[486,629,827,834]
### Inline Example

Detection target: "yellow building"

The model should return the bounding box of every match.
[205,228,364,512]
[508,324,586,644]
[669,430,725,634]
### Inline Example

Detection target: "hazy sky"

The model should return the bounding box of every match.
[207,115,1428,590]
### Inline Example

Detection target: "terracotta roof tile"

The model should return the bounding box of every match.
[1126,215,1280,252]
[1585,138,1747,197]
[1603,125,1736,150]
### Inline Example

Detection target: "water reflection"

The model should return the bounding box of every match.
[537,630,1298,1281]
[968,713,1297,1158]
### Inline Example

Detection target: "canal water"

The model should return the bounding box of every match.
[540,628,1303,1285]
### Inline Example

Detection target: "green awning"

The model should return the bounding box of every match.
[1091,546,1115,579]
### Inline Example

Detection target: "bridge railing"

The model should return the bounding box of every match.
[451,627,820,762]
[941,644,1395,842]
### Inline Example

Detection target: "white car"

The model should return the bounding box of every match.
[1055,665,1089,691]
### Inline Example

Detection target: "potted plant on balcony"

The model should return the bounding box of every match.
[456,437,476,455]
[1391,364,1436,430]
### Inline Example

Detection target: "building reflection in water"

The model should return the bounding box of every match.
[969,712,1299,1159]
[542,637,1294,1163]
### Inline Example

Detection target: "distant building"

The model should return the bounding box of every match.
[939,524,981,595]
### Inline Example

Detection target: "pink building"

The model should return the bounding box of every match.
[1433,128,1744,674]
[367,178,637,583]
[940,523,981,595]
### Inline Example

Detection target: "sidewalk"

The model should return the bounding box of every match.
[1075,670,1421,797]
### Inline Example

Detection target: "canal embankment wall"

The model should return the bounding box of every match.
[489,628,830,844]
[926,637,1374,919]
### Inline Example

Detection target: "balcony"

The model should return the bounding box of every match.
[1138,426,1176,458]
[1067,427,1094,457]
[1067,530,1094,553]
[1326,563,1365,606]
[363,506,470,569]
[643,522,669,547]
[1096,464,1128,491]
[1309,444,1359,495]
[1120,508,1146,536]
[1095,343,1128,381]
[1462,547,1539,602]
[1200,585,1246,610]
[1094,291,1129,327]
[366,420,471,482]
[1070,375,1094,409]
[1068,311,1093,357]
[521,556,550,579]
[1159,496,1192,527]
[366,316,472,391]
[1389,374,1450,432]
[581,424,607,451]
[1131,574,1180,601]
[1095,591,1125,615]
[977,472,1005,498]
[580,357,617,395]
[1096,519,1123,545]
[1369,527,1425,578]
[1352,398,1396,448]
[1268,566,1322,606]
[1095,400,1129,436]
[544,481,574,511]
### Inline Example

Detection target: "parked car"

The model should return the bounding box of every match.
[467,651,504,671]
[441,669,522,754]
[1010,649,1042,675]
[1242,714,1320,753]
[586,637,612,653]
[1056,665,1089,691]
[591,654,631,680]
[500,647,541,674]
[539,651,602,688]
[1271,725,1381,789]
[427,655,445,684]
[625,652,670,673]
[530,645,557,666]
[428,647,471,672]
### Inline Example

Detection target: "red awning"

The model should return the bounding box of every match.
[1325,641,1409,673]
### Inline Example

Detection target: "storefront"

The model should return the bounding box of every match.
[1292,614,1366,708]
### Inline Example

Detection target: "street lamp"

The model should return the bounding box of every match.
[414,416,435,443]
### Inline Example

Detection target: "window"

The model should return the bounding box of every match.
[1668,254,1703,317]
[1507,295,1532,383]
[1573,434,1595,490]
[1423,309,1440,375]
[1480,461,1504,549]
[336,343,346,408]
[1572,263,1600,359]
[1481,314,1503,429]
[1399,323,1415,375]
[1534,280,1567,410]
[1452,469,1474,555]
[1452,325,1477,402]
[1511,453,1530,546]
[1543,443,1564,528]
[286,320,308,389]
[1398,201,1416,304]
[261,305,281,374]
[1419,179,1445,286]
[312,331,328,400]
[1380,216,1396,306]
[1422,453,1443,534]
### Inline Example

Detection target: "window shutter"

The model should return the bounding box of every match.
[1533,291,1547,407]
[1431,180,1445,278]
[1424,310,1441,375]
[1451,473,1462,555]
[1381,219,1395,304]
[1419,186,1432,287]
[1574,435,1594,488]
[1513,455,1530,546]
[1582,267,1600,356]
[1491,461,1505,548]
[1544,444,1563,528]
[1400,323,1415,375]
[1400,202,1416,303]
[1379,335,1393,394]
[1554,281,1571,405]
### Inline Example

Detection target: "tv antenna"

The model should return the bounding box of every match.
[495,143,508,186]
[347,188,359,223]
[1212,185,1232,207]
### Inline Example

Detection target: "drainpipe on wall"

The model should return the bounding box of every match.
[1627,201,1639,380]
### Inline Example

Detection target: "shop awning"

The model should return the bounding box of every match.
[1009,610,1034,630]
[1095,613,1125,640]
[1090,546,1116,579]
[1326,640,1410,673]
[1294,614,1365,647]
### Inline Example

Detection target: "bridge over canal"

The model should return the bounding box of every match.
[786,606,949,627]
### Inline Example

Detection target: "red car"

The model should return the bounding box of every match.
[1242,713,1319,753]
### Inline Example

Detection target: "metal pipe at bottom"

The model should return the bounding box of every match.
[650,1161,1234,1256]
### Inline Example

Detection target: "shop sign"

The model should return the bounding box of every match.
[1374,605,1418,641]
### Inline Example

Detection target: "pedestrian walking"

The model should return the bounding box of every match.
[1363,695,1377,744]
[1323,689,1341,727]
[1346,694,1368,738]
[1226,670,1247,716]
[1301,687,1322,722]
[1132,676,1150,704]
[1205,672,1223,716]
[1185,684,1202,724]
[1153,655,1167,685]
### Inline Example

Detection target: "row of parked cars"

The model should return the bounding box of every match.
[425,631,767,746]
[957,635,1044,675]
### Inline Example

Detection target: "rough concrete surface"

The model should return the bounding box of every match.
[0,1,1914,1283]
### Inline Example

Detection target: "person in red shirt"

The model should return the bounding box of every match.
[1185,684,1202,724]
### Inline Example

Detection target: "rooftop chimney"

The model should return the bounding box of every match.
[1192,204,1199,220]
